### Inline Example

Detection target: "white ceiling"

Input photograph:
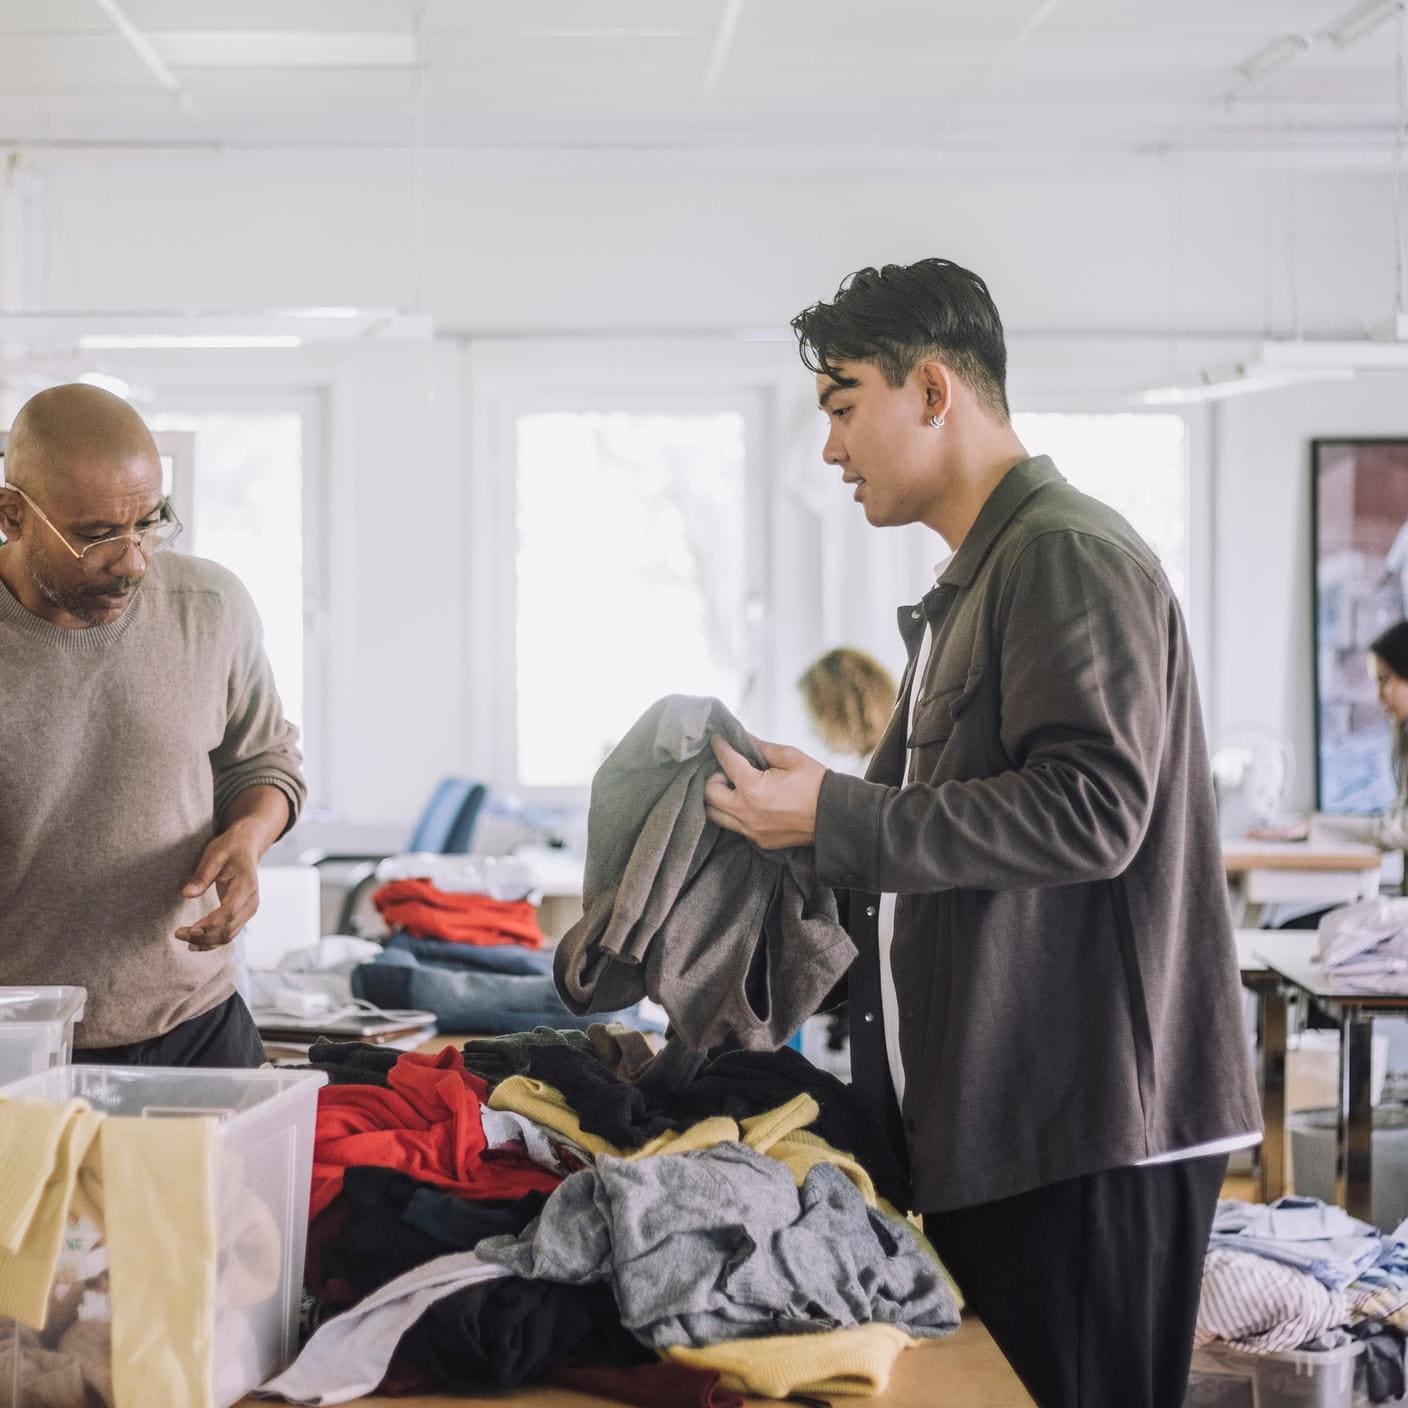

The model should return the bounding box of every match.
[0,0,1401,160]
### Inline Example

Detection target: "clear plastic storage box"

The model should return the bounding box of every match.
[0,1064,326,1408]
[1187,1340,1366,1408]
[0,988,86,1090]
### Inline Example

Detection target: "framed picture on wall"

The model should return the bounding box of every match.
[1313,438,1408,812]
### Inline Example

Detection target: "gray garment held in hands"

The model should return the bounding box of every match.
[553,695,856,1057]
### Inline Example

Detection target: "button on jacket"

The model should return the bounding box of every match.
[815,456,1260,1213]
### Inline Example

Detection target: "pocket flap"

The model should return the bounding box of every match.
[908,667,985,746]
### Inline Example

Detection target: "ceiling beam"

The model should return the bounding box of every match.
[90,0,201,121]
[701,0,745,106]
[930,0,1065,136]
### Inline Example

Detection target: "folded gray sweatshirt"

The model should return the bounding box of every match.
[553,696,856,1065]
[477,1141,958,1348]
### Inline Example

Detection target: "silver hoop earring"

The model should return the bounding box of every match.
[929,414,945,429]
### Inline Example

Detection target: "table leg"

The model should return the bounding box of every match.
[1226,877,1254,929]
[1256,983,1287,1203]
[1336,1012,1375,1222]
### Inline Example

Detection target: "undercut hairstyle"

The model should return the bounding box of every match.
[791,258,1010,420]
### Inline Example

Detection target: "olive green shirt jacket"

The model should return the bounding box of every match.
[815,456,1260,1213]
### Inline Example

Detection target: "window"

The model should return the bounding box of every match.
[509,402,762,790]
[148,392,325,798]
[1011,412,1189,599]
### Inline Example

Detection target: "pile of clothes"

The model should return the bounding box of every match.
[345,853,662,1035]
[263,1031,955,1404]
[1316,898,1408,992]
[1197,1195,1408,1401]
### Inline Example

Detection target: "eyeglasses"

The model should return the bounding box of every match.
[6,485,182,567]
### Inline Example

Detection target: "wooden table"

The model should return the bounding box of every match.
[1222,840,1382,927]
[1253,933,1408,1222]
[238,1315,1034,1408]
[512,845,585,941]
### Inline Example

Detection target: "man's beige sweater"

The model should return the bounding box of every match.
[0,550,306,1047]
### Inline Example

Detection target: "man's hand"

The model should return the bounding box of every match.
[176,784,288,949]
[176,822,263,950]
[703,737,826,850]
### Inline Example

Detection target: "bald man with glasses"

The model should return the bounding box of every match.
[0,383,305,1066]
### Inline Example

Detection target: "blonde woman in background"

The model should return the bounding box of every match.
[795,646,898,1079]
[797,647,897,776]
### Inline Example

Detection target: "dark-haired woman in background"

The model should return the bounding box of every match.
[1316,620,1408,850]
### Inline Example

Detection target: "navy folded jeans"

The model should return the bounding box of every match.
[382,931,556,977]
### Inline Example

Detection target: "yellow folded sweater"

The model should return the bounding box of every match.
[488,1079,820,1158]
[488,1077,881,1200]
[0,1097,219,1408]
[0,1098,102,1328]
[103,1117,217,1408]
[665,1322,920,1397]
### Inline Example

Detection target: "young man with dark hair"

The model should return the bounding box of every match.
[704,258,1259,1407]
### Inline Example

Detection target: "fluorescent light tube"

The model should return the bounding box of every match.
[150,32,417,69]
[1239,33,1312,84]
[1326,0,1403,50]
[1141,365,1355,404]
[1258,338,1408,369]
[78,335,303,350]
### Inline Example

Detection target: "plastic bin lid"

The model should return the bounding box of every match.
[1199,1338,1365,1366]
[0,986,86,1026]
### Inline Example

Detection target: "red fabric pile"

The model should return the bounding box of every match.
[310,1046,562,1217]
[372,879,544,948]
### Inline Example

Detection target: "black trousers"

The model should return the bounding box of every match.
[74,992,265,1068]
[924,1152,1227,1408]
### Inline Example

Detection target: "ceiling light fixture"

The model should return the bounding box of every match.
[1146,5,1408,403]
[0,309,432,352]
[78,334,303,350]
[1140,364,1355,405]
[148,31,418,70]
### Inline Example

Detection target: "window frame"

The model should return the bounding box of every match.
[144,386,331,808]
[468,340,781,803]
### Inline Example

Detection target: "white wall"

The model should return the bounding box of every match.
[27,149,1399,338]
[8,145,1407,825]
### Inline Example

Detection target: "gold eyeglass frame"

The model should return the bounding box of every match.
[5,484,183,565]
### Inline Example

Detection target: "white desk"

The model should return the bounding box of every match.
[512,845,586,942]
[1223,839,1383,927]
[1254,933,1408,1223]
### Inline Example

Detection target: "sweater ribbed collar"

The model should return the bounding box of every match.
[0,558,143,651]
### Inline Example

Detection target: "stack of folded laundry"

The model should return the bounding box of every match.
[349,854,663,1036]
[1316,898,1408,992]
[370,852,547,949]
[262,1033,952,1405]
[1197,1195,1408,1402]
